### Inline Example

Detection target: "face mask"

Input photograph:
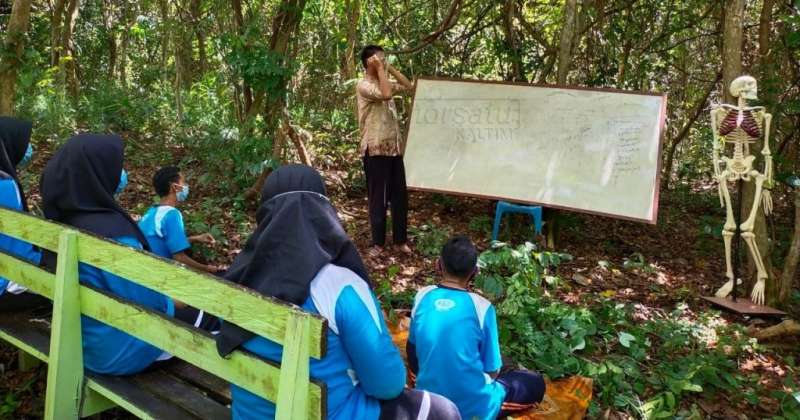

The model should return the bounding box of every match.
[115,169,128,196]
[19,143,33,168]
[176,184,189,202]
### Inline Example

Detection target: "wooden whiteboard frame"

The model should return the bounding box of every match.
[403,76,668,224]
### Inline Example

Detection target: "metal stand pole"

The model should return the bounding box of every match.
[732,179,743,302]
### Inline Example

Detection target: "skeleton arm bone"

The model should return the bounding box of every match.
[762,112,773,183]
[762,112,774,215]
[710,107,725,206]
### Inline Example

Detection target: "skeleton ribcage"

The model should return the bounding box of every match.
[719,109,761,138]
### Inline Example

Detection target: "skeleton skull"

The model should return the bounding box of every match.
[730,76,758,100]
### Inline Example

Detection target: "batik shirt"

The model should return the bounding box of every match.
[357,78,404,157]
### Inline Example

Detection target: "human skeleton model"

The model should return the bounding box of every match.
[712,76,773,305]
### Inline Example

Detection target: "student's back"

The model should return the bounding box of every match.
[220,164,461,420]
[40,133,174,375]
[139,205,189,259]
[411,285,504,419]
[231,264,404,420]
[78,234,174,374]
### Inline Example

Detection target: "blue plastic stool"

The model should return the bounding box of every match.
[491,201,543,242]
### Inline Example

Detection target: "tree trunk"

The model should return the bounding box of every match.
[722,0,744,104]
[662,72,721,189]
[244,0,308,198]
[780,190,800,305]
[340,0,360,81]
[50,0,67,67]
[118,2,136,86]
[175,1,195,89]
[556,0,578,85]
[0,0,33,116]
[244,0,307,125]
[191,0,207,75]
[60,0,81,100]
[101,0,118,80]
[548,0,579,247]
[159,0,170,83]
[501,0,523,81]
[751,319,800,341]
[758,0,777,110]
[231,0,253,114]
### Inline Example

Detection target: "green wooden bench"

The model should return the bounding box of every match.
[0,207,327,419]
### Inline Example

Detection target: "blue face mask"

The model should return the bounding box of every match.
[115,169,128,196]
[19,143,33,168]
[176,184,189,202]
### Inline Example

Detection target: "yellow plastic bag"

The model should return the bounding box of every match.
[509,376,593,420]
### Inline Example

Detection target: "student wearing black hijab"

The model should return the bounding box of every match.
[39,133,176,375]
[220,164,460,420]
[0,117,49,312]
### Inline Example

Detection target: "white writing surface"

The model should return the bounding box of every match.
[404,78,666,223]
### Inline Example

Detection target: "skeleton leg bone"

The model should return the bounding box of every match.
[740,172,769,305]
[743,232,768,305]
[715,172,741,298]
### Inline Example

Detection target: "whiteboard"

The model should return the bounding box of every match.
[404,78,667,223]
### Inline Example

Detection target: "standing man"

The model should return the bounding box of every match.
[356,45,414,257]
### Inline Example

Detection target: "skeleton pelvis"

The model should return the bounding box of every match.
[722,155,756,176]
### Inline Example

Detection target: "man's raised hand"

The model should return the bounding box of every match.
[367,55,384,71]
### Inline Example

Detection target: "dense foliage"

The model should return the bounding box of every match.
[0,0,798,190]
[475,242,799,418]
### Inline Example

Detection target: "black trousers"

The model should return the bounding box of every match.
[496,369,547,418]
[363,154,408,246]
[380,389,461,420]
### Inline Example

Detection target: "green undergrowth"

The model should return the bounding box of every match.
[472,242,800,419]
[375,241,800,417]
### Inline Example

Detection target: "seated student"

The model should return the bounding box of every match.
[216,164,460,420]
[0,117,48,312]
[39,133,193,375]
[139,166,220,273]
[408,236,546,420]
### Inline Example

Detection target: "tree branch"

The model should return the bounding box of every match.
[385,0,464,55]
[671,71,722,147]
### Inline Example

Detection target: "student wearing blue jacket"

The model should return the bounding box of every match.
[139,166,220,273]
[216,164,460,420]
[0,117,48,312]
[39,133,199,375]
[409,236,546,420]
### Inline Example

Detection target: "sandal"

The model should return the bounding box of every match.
[367,246,383,258]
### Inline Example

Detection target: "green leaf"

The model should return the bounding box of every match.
[793,391,800,404]
[571,336,586,351]
[683,383,703,393]
[664,392,675,409]
[618,331,636,348]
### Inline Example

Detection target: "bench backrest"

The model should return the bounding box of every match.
[0,207,327,419]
